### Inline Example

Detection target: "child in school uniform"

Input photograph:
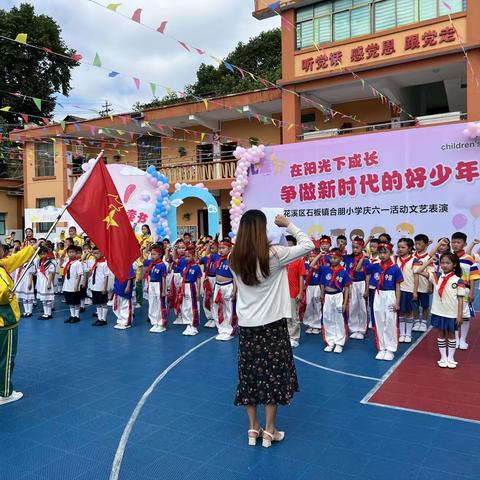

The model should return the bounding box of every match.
[37,247,56,320]
[320,248,351,354]
[89,247,110,327]
[414,250,465,368]
[396,237,415,343]
[318,235,332,266]
[450,232,479,350]
[62,245,84,324]
[344,237,370,340]
[286,235,306,348]
[200,240,220,328]
[77,246,88,312]
[367,238,381,327]
[168,240,187,324]
[212,240,236,341]
[412,234,433,332]
[176,246,202,336]
[113,263,137,330]
[302,250,323,335]
[367,242,403,361]
[15,259,36,318]
[144,246,168,333]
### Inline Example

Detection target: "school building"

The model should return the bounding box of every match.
[12,0,479,238]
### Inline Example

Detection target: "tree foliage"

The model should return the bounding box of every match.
[0,3,78,125]
[133,28,281,111]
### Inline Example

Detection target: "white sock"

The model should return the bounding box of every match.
[70,307,76,317]
[447,339,456,362]
[45,303,52,315]
[460,321,470,344]
[437,338,447,361]
[43,302,49,315]
[80,299,85,308]
[399,318,406,336]
[455,330,460,346]
[74,306,80,317]
[405,319,413,337]
[104,306,109,321]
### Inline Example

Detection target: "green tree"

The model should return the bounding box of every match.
[134,28,281,110]
[0,3,78,177]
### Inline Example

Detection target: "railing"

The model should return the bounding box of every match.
[158,159,237,184]
[69,159,238,187]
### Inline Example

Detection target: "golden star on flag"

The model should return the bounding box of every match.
[103,209,119,229]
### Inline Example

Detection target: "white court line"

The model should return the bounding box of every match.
[109,335,215,480]
[359,328,480,425]
[360,327,431,403]
[294,355,381,381]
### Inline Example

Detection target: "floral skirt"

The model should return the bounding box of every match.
[234,318,299,406]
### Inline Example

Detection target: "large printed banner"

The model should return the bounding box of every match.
[244,122,480,243]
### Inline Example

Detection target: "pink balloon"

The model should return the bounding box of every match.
[452,213,468,229]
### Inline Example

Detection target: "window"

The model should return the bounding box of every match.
[295,0,466,49]
[301,113,316,132]
[137,136,161,170]
[35,142,54,177]
[36,198,55,234]
[220,142,237,160]
[196,144,214,162]
[0,214,5,236]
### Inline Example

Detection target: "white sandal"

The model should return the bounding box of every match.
[262,430,285,448]
[247,428,263,446]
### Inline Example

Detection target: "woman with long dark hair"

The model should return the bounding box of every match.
[230,210,314,447]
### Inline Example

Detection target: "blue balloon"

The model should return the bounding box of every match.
[156,227,162,234]
[228,232,235,238]
[146,165,156,174]
[152,217,159,224]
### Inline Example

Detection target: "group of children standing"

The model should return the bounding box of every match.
[287,231,479,368]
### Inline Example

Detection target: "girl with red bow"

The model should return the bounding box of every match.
[414,252,465,368]
[320,248,352,354]
[366,243,403,361]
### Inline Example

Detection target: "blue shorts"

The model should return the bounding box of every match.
[399,291,414,313]
[414,292,431,310]
[431,314,458,332]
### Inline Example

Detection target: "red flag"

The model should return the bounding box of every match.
[66,155,140,282]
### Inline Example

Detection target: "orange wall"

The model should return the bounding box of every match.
[0,191,23,231]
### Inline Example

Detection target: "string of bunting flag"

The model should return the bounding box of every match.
[0,33,360,135]
[79,0,366,126]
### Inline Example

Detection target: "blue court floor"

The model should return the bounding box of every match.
[1,296,480,480]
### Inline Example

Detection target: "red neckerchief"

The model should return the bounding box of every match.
[63,259,74,278]
[370,254,380,264]
[397,254,413,271]
[415,251,429,260]
[319,254,329,266]
[91,257,106,276]
[328,265,344,290]
[16,266,24,281]
[176,261,195,313]
[213,255,228,274]
[143,259,161,280]
[457,250,465,259]
[39,258,49,278]
[377,260,393,290]
[349,253,364,278]
[435,272,455,298]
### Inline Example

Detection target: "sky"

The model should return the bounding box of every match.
[6,0,279,119]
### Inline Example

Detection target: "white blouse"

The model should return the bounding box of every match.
[232,223,314,328]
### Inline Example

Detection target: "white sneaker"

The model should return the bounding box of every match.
[447,360,457,369]
[437,359,448,368]
[383,351,395,361]
[349,332,359,339]
[333,345,343,354]
[215,333,225,341]
[204,320,216,328]
[222,335,234,341]
[190,327,199,336]
[404,335,412,344]
[114,324,130,330]
[375,350,386,360]
[173,317,183,325]
[324,344,334,352]
[459,341,469,350]
[305,328,313,334]
[290,340,299,348]
[182,325,192,335]
[0,391,23,405]
[399,335,405,343]
[418,322,428,332]
[412,322,421,332]
[312,328,321,335]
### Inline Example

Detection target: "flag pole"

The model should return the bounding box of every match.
[12,150,104,292]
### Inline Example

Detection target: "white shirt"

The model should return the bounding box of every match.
[62,260,83,292]
[88,260,110,291]
[413,252,432,293]
[397,255,415,292]
[232,223,314,328]
[428,271,465,318]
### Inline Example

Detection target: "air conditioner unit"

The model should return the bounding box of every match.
[416,112,461,126]
[391,117,401,129]
[303,128,338,140]
[6,191,23,197]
